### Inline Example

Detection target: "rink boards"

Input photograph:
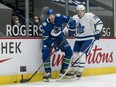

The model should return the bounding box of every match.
[0,38,116,85]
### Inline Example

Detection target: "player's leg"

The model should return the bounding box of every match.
[76,52,86,79]
[70,52,79,74]
[60,40,73,77]
[68,41,81,76]
[76,39,93,79]
[42,44,51,82]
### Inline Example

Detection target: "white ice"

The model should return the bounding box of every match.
[0,73,116,87]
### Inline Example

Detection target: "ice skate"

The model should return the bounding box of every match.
[43,72,51,82]
[76,72,82,80]
[59,68,75,79]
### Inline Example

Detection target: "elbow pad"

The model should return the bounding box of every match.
[95,22,103,33]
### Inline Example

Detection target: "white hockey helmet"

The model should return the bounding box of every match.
[76,5,85,11]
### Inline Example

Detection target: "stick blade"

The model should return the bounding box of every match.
[20,79,30,83]
[56,77,64,82]
[56,79,61,82]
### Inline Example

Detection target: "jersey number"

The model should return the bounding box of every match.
[77,23,85,34]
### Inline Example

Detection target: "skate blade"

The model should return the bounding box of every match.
[43,78,51,82]
[65,76,73,79]
[77,77,81,80]
[65,74,76,79]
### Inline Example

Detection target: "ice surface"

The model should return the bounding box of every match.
[0,73,116,87]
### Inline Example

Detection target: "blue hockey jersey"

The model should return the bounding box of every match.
[41,14,71,47]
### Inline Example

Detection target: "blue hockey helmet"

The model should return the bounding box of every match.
[47,9,55,16]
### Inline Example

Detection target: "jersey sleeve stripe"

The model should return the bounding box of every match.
[95,20,103,25]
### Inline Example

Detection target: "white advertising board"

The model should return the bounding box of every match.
[0,38,115,75]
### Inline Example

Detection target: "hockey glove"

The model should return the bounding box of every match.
[52,43,59,52]
[54,47,59,52]
[94,30,100,40]
[68,20,76,37]
[68,29,75,37]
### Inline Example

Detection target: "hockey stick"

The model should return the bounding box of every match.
[20,40,65,83]
[20,51,55,83]
[57,39,95,81]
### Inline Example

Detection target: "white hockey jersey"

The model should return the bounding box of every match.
[73,13,103,40]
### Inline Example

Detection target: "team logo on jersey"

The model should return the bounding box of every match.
[53,26,61,33]
[77,23,85,34]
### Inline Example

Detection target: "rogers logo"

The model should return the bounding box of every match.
[86,45,113,64]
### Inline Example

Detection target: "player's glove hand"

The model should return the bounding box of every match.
[54,47,59,52]
[68,20,76,37]
[94,30,100,40]
[52,43,59,52]
[68,29,75,37]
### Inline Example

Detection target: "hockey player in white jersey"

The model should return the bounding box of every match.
[67,4,103,79]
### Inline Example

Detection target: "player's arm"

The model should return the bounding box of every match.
[56,14,70,23]
[58,14,76,36]
[67,19,76,36]
[63,19,76,36]
[91,13,103,33]
[91,13,103,40]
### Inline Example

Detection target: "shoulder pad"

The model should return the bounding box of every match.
[73,15,79,19]
[56,14,61,17]
[72,15,79,21]
[85,13,94,17]
[86,13,99,20]
[63,15,68,19]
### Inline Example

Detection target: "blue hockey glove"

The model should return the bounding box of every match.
[54,47,59,52]
[68,20,76,29]
[68,20,76,37]
[94,31,100,40]
[52,43,59,52]
[68,29,75,36]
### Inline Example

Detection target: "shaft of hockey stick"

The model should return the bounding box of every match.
[57,39,95,81]
[20,51,55,83]
[20,40,65,83]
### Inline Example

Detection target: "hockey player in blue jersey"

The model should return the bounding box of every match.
[41,9,75,82]
[64,4,103,79]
